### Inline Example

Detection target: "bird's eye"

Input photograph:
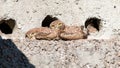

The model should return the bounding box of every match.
[51,25,55,28]
[31,33,34,35]
[26,34,29,37]
[58,23,62,26]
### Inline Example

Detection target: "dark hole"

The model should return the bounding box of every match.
[114,6,116,8]
[85,17,101,31]
[41,15,58,27]
[0,19,16,34]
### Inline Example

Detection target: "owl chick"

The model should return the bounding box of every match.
[26,27,59,40]
[26,20,66,40]
[50,20,65,30]
[60,26,87,40]
[35,28,59,40]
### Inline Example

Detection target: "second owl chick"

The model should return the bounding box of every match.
[60,26,87,40]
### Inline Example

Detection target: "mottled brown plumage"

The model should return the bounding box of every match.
[35,28,59,40]
[26,27,59,40]
[60,26,87,40]
[25,28,42,39]
[26,19,87,40]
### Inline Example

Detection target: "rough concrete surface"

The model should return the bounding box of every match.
[0,0,120,39]
[0,0,120,68]
[0,38,120,68]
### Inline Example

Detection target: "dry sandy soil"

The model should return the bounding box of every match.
[0,38,120,68]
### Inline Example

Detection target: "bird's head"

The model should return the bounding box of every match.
[50,20,65,30]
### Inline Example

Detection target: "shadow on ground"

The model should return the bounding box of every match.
[0,36,35,68]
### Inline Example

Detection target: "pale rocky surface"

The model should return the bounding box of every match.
[0,0,120,68]
[0,0,120,39]
[0,38,120,68]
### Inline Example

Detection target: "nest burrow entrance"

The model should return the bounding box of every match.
[41,15,58,27]
[85,17,102,31]
[0,19,16,34]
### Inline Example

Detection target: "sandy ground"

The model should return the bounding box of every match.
[0,37,120,68]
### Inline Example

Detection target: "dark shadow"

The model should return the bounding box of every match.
[0,19,16,34]
[41,15,58,27]
[85,17,101,31]
[0,36,35,68]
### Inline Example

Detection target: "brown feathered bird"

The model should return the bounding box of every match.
[26,20,66,40]
[26,27,59,40]
[60,26,87,40]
